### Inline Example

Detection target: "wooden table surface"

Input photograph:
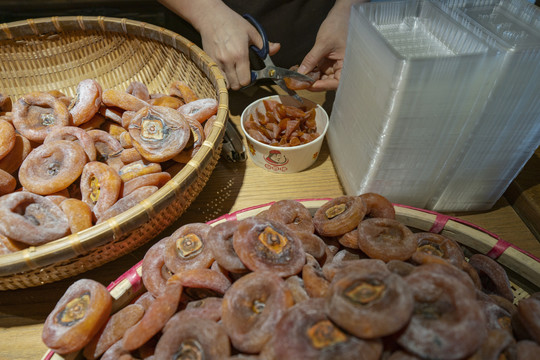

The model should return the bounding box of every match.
[1,86,539,360]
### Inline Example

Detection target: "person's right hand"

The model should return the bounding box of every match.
[197,6,280,90]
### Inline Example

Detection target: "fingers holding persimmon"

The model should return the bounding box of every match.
[283,65,321,91]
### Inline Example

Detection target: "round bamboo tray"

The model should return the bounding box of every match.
[41,199,540,360]
[0,16,229,290]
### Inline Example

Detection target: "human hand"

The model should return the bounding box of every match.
[297,0,357,91]
[197,7,280,90]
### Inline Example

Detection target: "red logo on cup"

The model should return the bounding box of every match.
[264,150,289,166]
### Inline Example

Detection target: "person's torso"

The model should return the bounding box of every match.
[224,0,336,67]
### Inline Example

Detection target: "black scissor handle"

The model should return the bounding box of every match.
[243,14,269,60]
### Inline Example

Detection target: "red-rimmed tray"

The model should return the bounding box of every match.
[42,198,540,360]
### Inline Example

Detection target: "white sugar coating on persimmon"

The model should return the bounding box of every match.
[206,220,248,274]
[233,217,306,277]
[163,222,214,274]
[0,78,218,254]
[126,81,150,101]
[44,126,97,162]
[128,105,191,162]
[0,191,70,245]
[12,91,71,142]
[69,79,102,126]
[19,140,87,195]
[42,279,112,355]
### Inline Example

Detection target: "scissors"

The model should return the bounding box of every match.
[243,14,315,102]
[222,121,247,162]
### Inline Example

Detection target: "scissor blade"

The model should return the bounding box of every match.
[252,66,315,84]
[274,79,305,104]
[272,67,316,83]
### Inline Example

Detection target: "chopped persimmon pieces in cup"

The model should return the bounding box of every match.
[244,99,319,147]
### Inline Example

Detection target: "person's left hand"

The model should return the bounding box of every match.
[296,0,358,91]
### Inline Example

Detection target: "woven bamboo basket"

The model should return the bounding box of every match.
[0,16,229,290]
[41,199,540,360]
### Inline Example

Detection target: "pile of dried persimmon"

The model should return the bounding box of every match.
[42,194,540,359]
[243,99,320,147]
[0,79,217,253]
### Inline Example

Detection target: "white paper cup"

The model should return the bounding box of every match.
[240,95,329,174]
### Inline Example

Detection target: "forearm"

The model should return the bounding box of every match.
[158,0,229,32]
